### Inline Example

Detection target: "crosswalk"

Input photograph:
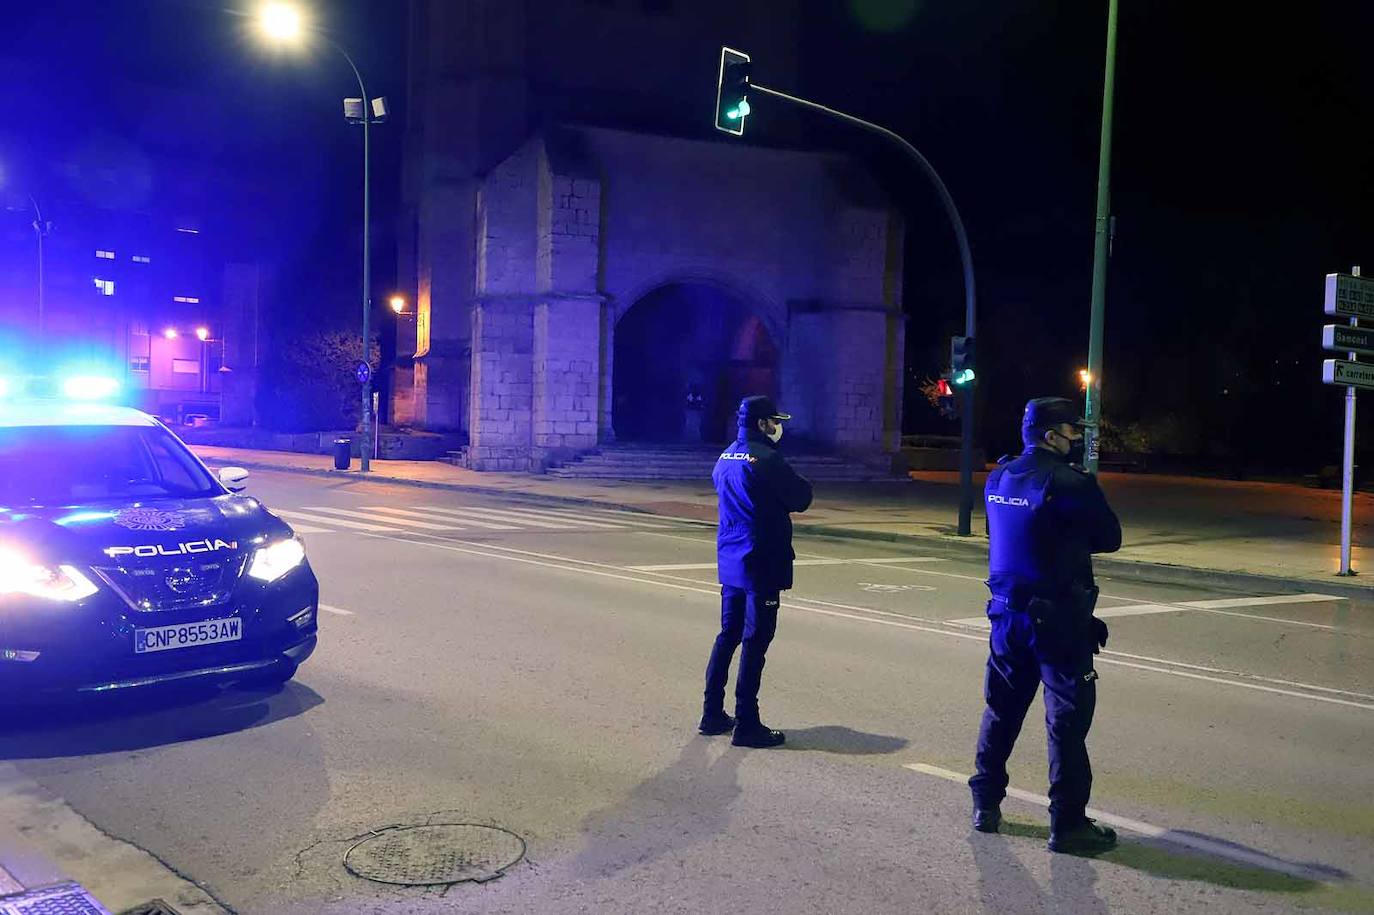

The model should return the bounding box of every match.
[273,502,698,536]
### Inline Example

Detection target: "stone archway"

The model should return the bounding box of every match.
[612,282,779,444]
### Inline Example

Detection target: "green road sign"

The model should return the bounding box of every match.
[1322,324,1374,357]
[1325,273,1374,320]
[1322,359,1374,390]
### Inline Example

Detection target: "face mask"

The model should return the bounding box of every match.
[1064,434,1085,465]
[766,422,784,444]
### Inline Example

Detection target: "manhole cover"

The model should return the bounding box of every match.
[344,824,526,886]
[0,882,110,915]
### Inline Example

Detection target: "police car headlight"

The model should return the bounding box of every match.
[248,537,306,583]
[0,547,99,602]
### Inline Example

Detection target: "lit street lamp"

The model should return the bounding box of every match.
[389,295,406,314]
[254,2,386,471]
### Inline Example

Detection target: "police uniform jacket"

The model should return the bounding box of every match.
[714,428,814,592]
[985,447,1121,607]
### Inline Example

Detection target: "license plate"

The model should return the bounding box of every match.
[134,617,242,654]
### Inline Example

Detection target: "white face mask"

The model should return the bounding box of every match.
[766,422,784,444]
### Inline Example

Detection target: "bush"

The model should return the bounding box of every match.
[256,329,379,432]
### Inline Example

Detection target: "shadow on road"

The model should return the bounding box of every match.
[782,725,909,756]
[0,681,324,760]
[969,827,1109,915]
[988,817,1363,907]
[570,737,742,879]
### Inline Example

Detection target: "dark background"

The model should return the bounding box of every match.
[2,0,1371,470]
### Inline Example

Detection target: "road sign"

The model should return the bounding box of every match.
[1323,359,1374,390]
[1322,324,1374,357]
[356,362,372,385]
[1324,273,1374,320]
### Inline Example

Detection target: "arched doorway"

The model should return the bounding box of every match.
[613,282,779,444]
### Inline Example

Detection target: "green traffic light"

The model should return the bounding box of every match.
[727,98,750,120]
[952,368,976,385]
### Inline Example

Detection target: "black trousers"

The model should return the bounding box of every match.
[969,601,1098,829]
[703,586,780,725]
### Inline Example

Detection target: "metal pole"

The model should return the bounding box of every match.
[29,195,46,339]
[1339,266,1360,575]
[1083,0,1119,474]
[328,40,373,473]
[749,82,979,533]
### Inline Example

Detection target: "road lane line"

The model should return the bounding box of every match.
[302,506,467,531]
[345,530,1373,712]
[319,604,354,616]
[287,523,335,534]
[436,504,631,529]
[903,764,1324,880]
[1180,593,1346,609]
[627,557,932,572]
[519,506,681,529]
[417,505,584,529]
[275,510,402,532]
[394,506,522,530]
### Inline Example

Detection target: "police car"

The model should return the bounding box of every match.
[0,377,318,697]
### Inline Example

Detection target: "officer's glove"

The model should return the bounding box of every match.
[1090,616,1109,654]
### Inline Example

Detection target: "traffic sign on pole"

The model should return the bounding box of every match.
[1322,358,1374,391]
[1324,272,1374,320]
[1322,324,1374,357]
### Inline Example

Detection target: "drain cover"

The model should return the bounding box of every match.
[116,903,181,915]
[344,824,526,886]
[0,882,111,915]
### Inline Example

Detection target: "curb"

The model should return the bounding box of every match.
[208,456,1369,600]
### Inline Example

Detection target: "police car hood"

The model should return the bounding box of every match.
[0,496,291,566]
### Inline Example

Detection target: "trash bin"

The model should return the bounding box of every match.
[333,438,352,471]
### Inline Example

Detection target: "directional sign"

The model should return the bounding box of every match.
[356,361,372,385]
[1322,359,1374,390]
[1324,273,1374,320]
[1322,324,1374,357]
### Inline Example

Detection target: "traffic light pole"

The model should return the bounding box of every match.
[1083,0,1119,474]
[748,83,979,534]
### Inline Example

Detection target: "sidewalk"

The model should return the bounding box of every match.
[192,446,1372,597]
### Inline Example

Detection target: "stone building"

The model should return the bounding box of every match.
[395,0,906,471]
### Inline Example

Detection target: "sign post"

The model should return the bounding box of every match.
[1322,268,1369,576]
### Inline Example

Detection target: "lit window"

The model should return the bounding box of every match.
[95,249,115,259]
[93,278,115,296]
[130,355,151,373]
[131,255,151,264]
[171,359,200,375]
[173,295,200,304]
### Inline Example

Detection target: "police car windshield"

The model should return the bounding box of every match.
[0,424,219,507]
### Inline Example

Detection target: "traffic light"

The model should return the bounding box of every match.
[950,335,975,386]
[935,377,958,418]
[715,47,752,135]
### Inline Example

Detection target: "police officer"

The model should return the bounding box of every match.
[699,395,814,748]
[969,397,1121,854]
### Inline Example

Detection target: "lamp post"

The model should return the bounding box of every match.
[1082,0,1120,473]
[255,2,381,471]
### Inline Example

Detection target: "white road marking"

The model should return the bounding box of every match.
[319,604,354,616]
[275,509,402,532]
[347,530,1374,712]
[627,557,941,572]
[287,522,335,534]
[417,504,583,529]
[519,506,681,529]
[393,506,521,530]
[949,603,1183,626]
[301,506,465,531]
[903,763,1322,881]
[1179,593,1346,609]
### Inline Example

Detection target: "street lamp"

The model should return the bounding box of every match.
[254,2,384,471]
[389,295,406,314]
[196,326,210,342]
[163,328,179,340]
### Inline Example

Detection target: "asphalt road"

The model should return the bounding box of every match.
[4,469,1372,914]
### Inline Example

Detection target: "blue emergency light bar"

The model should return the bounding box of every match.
[0,373,121,401]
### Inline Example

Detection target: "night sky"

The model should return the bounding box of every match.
[2,0,1371,468]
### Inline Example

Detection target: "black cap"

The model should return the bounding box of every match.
[737,395,792,424]
[1022,397,1085,431]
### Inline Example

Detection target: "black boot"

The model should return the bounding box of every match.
[1048,818,1118,855]
[698,710,736,735]
[972,805,1002,834]
[731,721,785,748]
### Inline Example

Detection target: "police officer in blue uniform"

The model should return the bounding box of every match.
[699,395,814,748]
[969,397,1121,854]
